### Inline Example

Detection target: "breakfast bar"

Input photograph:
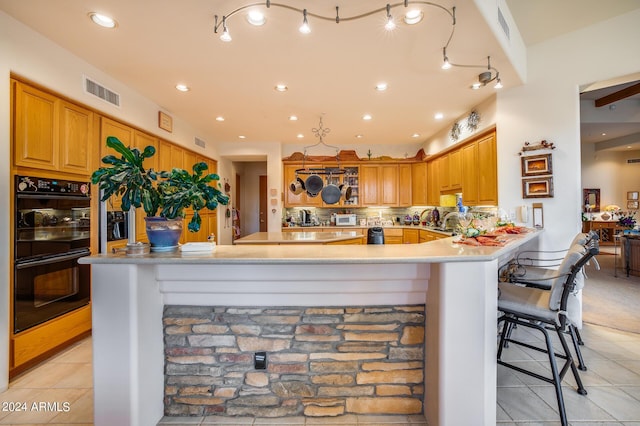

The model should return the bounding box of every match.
[80,231,540,426]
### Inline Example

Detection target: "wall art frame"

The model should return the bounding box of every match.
[627,191,639,200]
[523,177,554,198]
[521,153,552,176]
[158,111,173,132]
[628,200,639,210]
[583,188,600,212]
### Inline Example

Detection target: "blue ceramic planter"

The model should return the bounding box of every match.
[144,217,183,252]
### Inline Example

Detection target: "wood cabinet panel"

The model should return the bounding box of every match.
[398,164,412,207]
[477,133,498,205]
[403,228,419,244]
[411,162,428,206]
[437,156,449,191]
[461,142,479,205]
[448,149,462,190]
[361,164,399,206]
[380,164,399,205]
[59,101,94,175]
[13,81,59,170]
[427,160,440,206]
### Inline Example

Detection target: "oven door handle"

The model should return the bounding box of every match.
[15,250,90,269]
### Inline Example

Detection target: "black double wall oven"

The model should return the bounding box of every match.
[14,175,91,334]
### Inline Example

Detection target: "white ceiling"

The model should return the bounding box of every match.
[1,0,639,151]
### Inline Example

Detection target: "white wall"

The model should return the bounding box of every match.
[496,8,640,250]
[582,145,640,215]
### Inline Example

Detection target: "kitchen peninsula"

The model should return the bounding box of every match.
[80,231,540,426]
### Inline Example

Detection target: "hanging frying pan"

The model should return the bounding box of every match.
[322,184,341,205]
[305,174,324,196]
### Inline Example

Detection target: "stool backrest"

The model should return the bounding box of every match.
[550,236,599,328]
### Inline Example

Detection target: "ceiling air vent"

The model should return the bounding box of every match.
[627,158,640,164]
[84,76,120,107]
[195,137,206,148]
[497,7,510,41]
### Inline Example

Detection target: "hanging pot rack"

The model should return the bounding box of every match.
[296,116,346,177]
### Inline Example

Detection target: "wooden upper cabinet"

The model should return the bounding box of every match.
[477,132,498,205]
[58,100,94,175]
[100,117,133,157]
[13,81,59,171]
[13,80,95,176]
[361,164,399,206]
[183,149,196,173]
[133,130,158,171]
[411,162,428,206]
[448,149,462,190]
[461,142,479,205]
[426,159,440,206]
[398,164,412,207]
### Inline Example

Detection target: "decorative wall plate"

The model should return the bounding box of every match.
[450,121,461,141]
[467,110,480,131]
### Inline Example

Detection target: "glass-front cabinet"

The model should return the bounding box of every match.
[323,165,359,207]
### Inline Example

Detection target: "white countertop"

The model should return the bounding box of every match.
[80,229,540,265]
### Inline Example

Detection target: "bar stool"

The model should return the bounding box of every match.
[497,238,599,426]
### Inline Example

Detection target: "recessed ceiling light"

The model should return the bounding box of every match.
[362,114,372,121]
[175,84,190,92]
[627,146,632,149]
[375,83,388,91]
[471,83,482,90]
[355,134,364,139]
[404,9,423,25]
[289,115,298,121]
[247,10,266,26]
[238,135,246,139]
[275,84,288,92]
[434,112,444,120]
[215,116,225,122]
[297,134,304,139]
[89,12,117,28]
[412,133,420,138]
[601,133,607,136]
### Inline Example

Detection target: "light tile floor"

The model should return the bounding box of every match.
[1,323,639,425]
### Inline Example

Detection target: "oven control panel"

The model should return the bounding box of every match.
[16,175,90,196]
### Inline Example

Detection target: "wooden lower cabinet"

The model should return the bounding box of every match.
[383,228,403,244]
[403,228,420,244]
[11,305,92,372]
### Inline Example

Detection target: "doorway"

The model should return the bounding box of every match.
[259,175,267,232]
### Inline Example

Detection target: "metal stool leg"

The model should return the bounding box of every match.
[569,325,587,371]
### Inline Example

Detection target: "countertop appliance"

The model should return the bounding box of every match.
[299,209,312,226]
[335,213,357,226]
[14,175,91,334]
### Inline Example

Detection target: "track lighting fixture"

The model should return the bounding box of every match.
[299,9,311,34]
[213,1,503,90]
[442,52,503,90]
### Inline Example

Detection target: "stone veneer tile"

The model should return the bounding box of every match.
[163,305,425,418]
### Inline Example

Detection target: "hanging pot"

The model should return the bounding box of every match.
[339,184,352,201]
[322,184,341,205]
[289,176,305,195]
[305,174,324,195]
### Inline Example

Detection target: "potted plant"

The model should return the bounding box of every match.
[91,136,229,250]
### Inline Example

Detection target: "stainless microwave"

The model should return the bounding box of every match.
[335,214,357,226]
